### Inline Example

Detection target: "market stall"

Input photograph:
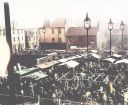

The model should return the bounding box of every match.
[21,70,48,81]
[58,60,79,68]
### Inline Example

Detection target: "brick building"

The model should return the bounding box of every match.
[65,27,99,49]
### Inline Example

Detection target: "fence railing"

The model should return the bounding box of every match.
[39,98,100,105]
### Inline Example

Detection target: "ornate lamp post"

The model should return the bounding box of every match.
[42,26,46,43]
[39,26,46,54]
[120,20,125,49]
[108,18,113,56]
[42,26,46,54]
[84,13,91,55]
[84,13,91,72]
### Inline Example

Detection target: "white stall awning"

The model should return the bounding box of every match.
[59,60,79,68]
[115,59,128,64]
[104,58,116,63]
[37,61,59,69]
[90,53,101,59]
[112,54,122,58]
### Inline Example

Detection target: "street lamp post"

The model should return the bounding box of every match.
[84,13,91,55]
[120,20,125,50]
[108,18,113,56]
[39,26,46,55]
[42,26,46,54]
[84,13,91,72]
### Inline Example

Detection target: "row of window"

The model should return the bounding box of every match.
[0,29,2,35]
[28,37,38,41]
[13,36,24,42]
[13,37,38,42]
[0,29,25,35]
[68,36,95,42]
[12,30,25,34]
[13,43,25,49]
[13,36,62,42]
[78,36,95,41]
[13,37,62,42]
[52,28,62,34]
[52,38,62,42]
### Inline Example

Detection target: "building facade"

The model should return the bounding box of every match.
[0,25,26,53]
[39,18,67,50]
[11,29,26,53]
[65,27,99,49]
[39,27,65,43]
[0,26,3,35]
[1,26,37,53]
[26,28,39,49]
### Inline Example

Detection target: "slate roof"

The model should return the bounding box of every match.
[66,27,99,36]
[50,18,66,28]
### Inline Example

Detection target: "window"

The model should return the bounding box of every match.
[58,38,61,42]
[13,37,15,41]
[79,36,82,40]
[13,30,15,34]
[33,43,34,47]
[13,45,16,49]
[18,30,20,34]
[22,30,24,34]
[58,28,61,34]
[18,37,19,41]
[22,36,24,40]
[52,28,54,34]
[34,37,35,41]
[89,36,94,42]
[28,37,31,41]
[52,38,55,42]
[0,29,1,35]
[3,29,5,35]
[68,36,71,42]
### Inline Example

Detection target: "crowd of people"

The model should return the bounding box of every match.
[0,51,128,105]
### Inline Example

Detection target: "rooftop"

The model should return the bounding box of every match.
[66,27,99,36]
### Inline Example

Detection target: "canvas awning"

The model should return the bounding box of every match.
[80,54,87,58]
[37,61,59,69]
[89,53,101,59]
[67,56,78,60]
[111,54,122,59]
[59,60,79,68]
[90,50,98,53]
[15,67,39,76]
[47,52,58,56]
[124,91,128,103]
[115,59,128,64]
[103,58,116,63]
[21,70,48,81]
[75,55,82,58]
[57,56,78,63]
[57,58,69,63]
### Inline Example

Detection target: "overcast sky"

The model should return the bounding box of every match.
[0,0,128,28]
